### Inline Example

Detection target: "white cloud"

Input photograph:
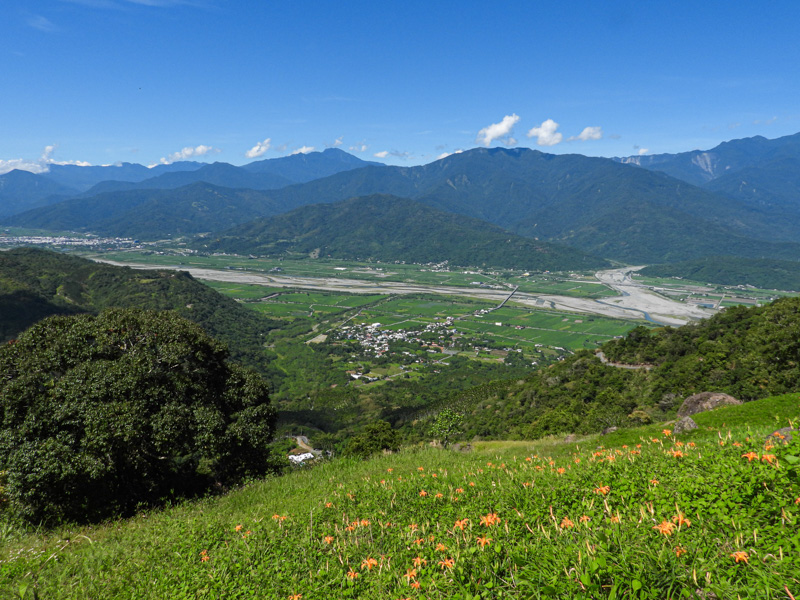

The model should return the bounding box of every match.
[476,114,520,147]
[333,136,343,147]
[245,138,271,159]
[753,116,778,125]
[575,126,603,141]
[437,149,464,160]
[0,145,91,175]
[373,150,411,159]
[638,148,649,156]
[526,119,563,146]
[0,158,47,175]
[349,144,368,152]
[290,145,315,155]
[157,144,219,165]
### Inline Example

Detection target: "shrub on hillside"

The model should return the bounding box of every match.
[344,421,400,458]
[0,308,276,523]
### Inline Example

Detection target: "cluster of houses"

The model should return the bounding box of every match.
[0,232,140,248]
[335,317,458,360]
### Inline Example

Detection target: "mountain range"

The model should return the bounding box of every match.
[195,194,610,271]
[2,133,800,267]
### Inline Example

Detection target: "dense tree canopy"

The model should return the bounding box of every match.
[0,308,276,523]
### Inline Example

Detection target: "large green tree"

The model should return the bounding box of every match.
[0,308,276,523]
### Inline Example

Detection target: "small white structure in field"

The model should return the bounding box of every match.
[288,452,315,464]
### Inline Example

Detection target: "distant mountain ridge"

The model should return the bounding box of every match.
[0,148,381,218]
[6,183,284,239]
[195,194,610,271]
[614,131,800,186]
[0,170,77,218]
[4,137,800,265]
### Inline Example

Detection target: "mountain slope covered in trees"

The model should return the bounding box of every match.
[422,295,800,440]
[0,248,279,371]
[195,194,610,271]
[639,256,800,291]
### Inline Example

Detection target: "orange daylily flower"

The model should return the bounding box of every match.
[653,521,676,536]
[288,595,302,600]
[730,551,749,563]
[323,535,335,544]
[594,485,610,495]
[742,452,759,462]
[761,454,778,465]
[361,557,378,571]
[649,479,660,486]
[235,524,243,532]
[347,569,359,579]
[410,581,421,589]
[579,515,591,523]
[412,556,427,567]
[560,517,574,529]
[453,518,469,531]
[404,568,417,581]
[360,519,371,527]
[480,512,501,527]
[674,547,687,557]
[662,429,672,436]
[435,493,444,499]
[436,543,448,551]
[672,513,691,528]
[419,490,428,497]
[476,536,492,547]
[199,550,210,562]
[455,487,464,493]
[439,557,455,570]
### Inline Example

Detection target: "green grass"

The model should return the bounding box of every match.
[2,395,799,599]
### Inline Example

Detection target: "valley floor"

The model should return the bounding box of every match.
[95,260,714,326]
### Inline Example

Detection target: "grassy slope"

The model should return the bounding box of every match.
[2,394,799,599]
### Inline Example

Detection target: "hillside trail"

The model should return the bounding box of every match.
[595,351,653,371]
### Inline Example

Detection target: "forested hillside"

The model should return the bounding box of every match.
[0,248,279,370]
[428,296,800,440]
[640,256,800,291]
[196,194,610,271]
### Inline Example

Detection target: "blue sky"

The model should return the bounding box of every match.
[3,0,800,173]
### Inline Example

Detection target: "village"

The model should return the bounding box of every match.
[331,313,544,383]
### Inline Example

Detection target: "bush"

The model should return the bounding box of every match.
[0,308,276,523]
[344,421,400,458]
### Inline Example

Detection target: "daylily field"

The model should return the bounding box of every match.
[2,395,799,599]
